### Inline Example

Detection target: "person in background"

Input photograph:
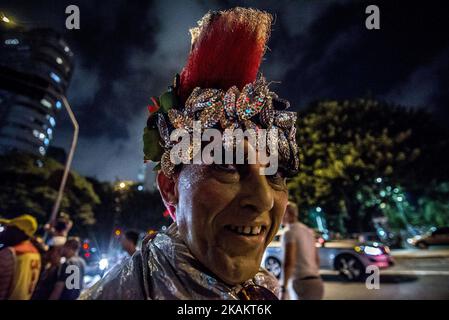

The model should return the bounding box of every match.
[281,202,324,300]
[0,215,42,300]
[44,213,73,247]
[31,245,63,300]
[121,230,139,256]
[49,237,85,300]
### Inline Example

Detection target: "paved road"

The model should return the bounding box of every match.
[322,254,449,299]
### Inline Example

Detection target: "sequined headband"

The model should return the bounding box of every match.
[143,75,300,177]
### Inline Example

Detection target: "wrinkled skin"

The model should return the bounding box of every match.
[158,147,289,285]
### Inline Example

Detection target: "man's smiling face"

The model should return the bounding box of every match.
[174,159,288,285]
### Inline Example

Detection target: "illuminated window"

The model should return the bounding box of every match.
[40,98,52,109]
[47,116,56,127]
[4,39,19,45]
[50,72,61,83]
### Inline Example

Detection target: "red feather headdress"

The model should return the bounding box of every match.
[144,7,299,184]
[178,7,273,103]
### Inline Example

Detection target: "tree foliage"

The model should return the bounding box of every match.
[288,99,449,232]
[0,152,99,230]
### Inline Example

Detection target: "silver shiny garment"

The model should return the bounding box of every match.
[80,224,280,300]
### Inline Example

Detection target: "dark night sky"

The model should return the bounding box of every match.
[2,0,448,182]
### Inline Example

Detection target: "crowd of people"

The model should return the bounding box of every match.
[0,214,86,300]
[0,212,146,301]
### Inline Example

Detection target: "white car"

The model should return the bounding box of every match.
[262,230,394,281]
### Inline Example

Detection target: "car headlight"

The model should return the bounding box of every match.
[99,258,109,271]
[407,235,422,245]
[363,246,383,256]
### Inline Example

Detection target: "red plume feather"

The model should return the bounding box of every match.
[178,8,273,103]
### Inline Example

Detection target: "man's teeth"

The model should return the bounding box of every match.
[228,225,263,235]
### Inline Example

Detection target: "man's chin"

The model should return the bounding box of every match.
[208,250,262,286]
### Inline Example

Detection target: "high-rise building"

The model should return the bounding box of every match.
[0,13,73,156]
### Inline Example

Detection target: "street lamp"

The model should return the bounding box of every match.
[114,180,133,191]
[47,96,79,227]
[1,12,12,24]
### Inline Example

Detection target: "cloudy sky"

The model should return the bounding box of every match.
[3,0,449,182]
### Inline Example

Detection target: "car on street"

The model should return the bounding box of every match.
[262,230,394,281]
[407,226,449,249]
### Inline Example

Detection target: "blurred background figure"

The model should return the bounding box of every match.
[121,230,139,257]
[281,202,324,300]
[0,215,41,300]
[49,237,85,300]
[31,245,63,300]
[44,213,73,247]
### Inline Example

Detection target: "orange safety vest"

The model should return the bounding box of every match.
[8,240,41,300]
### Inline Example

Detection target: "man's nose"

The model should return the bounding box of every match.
[239,164,274,214]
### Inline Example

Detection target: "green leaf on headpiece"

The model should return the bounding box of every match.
[159,90,178,113]
[143,127,164,162]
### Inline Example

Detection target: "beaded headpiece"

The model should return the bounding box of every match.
[143,7,299,177]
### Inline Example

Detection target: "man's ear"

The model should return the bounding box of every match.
[157,171,178,220]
